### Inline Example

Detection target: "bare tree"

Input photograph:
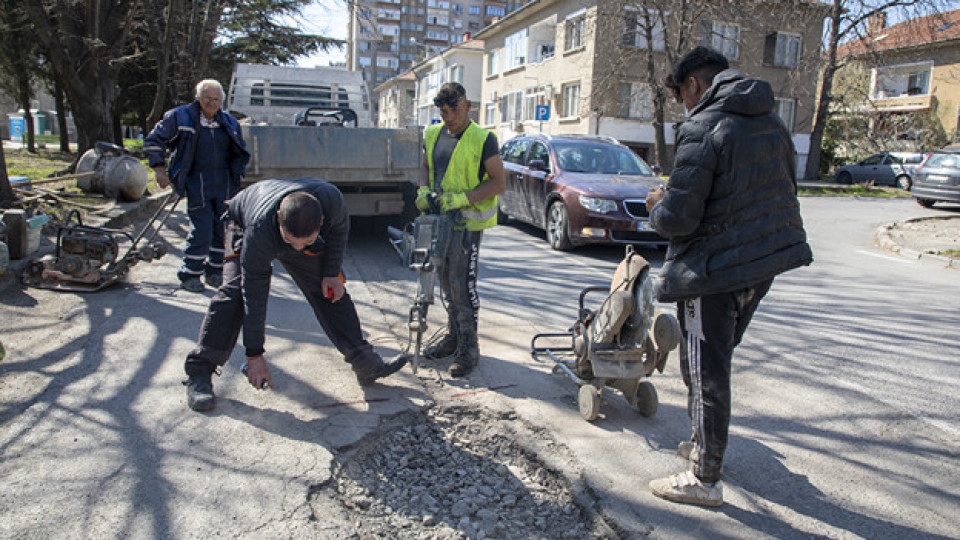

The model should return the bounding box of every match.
[593,0,822,171]
[804,0,951,180]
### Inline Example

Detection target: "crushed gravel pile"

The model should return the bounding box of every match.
[311,405,620,539]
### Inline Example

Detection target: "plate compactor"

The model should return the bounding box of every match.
[532,246,681,421]
[22,193,181,292]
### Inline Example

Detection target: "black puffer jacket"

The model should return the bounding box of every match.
[650,69,813,302]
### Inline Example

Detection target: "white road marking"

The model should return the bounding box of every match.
[855,249,914,263]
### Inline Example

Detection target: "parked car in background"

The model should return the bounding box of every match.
[910,145,960,208]
[497,133,666,250]
[834,151,927,189]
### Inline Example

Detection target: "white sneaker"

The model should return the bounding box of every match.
[649,470,723,507]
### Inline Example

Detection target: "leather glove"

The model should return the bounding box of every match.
[438,192,469,213]
[415,186,434,212]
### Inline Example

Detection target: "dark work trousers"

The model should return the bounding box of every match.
[437,229,482,349]
[178,124,234,283]
[185,226,380,376]
[677,277,773,484]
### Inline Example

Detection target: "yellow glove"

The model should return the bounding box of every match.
[415,186,434,212]
[439,192,469,213]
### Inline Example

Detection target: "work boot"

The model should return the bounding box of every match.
[424,332,459,360]
[181,277,205,293]
[649,470,723,507]
[204,273,223,289]
[353,354,408,387]
[183,365,216,411]
[448,343,478,377]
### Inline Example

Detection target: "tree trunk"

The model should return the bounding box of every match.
[54,77,70,152]
[16,72,36,153]
[0,142,15,204]
[803,0,843,181]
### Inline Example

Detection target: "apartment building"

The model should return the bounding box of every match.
[348,0,525,87]
[375,71,418,128]
[476,0,827,171]
[836,9,960,146]
[409,38,486,126]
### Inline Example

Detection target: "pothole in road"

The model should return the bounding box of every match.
[309,405,620,539]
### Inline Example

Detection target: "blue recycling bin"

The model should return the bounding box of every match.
[8,115,24,142]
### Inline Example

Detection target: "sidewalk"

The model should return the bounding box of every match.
[875,214,960,268]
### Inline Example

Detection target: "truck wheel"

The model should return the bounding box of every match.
[496,201,510,225]
[916,198,935,208]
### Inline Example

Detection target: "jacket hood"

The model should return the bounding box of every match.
[692,68,775,118]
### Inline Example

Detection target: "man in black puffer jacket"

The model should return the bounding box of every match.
[645,47,813,507]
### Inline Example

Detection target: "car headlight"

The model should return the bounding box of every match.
[578,195,617,214]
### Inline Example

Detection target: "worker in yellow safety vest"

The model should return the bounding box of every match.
[417,82,506,377]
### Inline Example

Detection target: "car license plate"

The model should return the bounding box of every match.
[927,174,949,182]
[637,220,654,232]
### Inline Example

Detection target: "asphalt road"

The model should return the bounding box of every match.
[0,195,957,538]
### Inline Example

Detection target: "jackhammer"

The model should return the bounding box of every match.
[387,195,454,373]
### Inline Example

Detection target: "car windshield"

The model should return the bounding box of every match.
[925,152,960,169]
[552,141,653,175]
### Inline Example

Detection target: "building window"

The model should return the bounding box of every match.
[485,102,497,125]
[907,70,930,94]
[702,21,739,60]
[775,98,795,131]
[561,83,580,118]
[565,11,585,51]
[486,5,505,17]
[872,61,933,98]
[449,64,464,84]
[469,5,480,15]
[764,32,801,68]
[523,86,548,120]
[623,8,666,51]
[499,91,522,122]
[487,49,500,77]
[617,82,653,121]
[504,29,527,70]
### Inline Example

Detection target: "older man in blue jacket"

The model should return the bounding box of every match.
[144,79,249,292]
[645,47,813,507]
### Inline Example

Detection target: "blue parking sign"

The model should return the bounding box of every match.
[535,105,550,121]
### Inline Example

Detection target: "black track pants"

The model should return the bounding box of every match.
[677,278,773,483]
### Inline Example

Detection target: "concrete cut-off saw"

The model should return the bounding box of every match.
[22,193,181,292]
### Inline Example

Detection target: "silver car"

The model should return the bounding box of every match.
[834,151,927,189]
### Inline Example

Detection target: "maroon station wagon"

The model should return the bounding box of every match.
[497,133,667,250]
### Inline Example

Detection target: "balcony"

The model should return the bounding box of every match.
[868,94,935,112]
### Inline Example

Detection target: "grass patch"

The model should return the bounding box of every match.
[5,146,158,190]
[798,184,910,198]
[940,249,960,260]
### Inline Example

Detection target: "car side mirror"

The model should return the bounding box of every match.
[651,164,663,174]
[529,159,549,172]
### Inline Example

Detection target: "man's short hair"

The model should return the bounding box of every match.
[278,192,323,237]
[664,47,729,102]
[195,79,226,101]
[434,82,467,108]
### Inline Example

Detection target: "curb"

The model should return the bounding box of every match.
[875,216,960,269]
